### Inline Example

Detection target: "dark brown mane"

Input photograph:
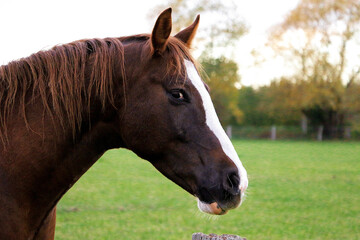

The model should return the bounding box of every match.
[0,35,194,143]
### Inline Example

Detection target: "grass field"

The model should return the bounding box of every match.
[55,140,360,240]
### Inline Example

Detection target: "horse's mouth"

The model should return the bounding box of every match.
[197,199,232,215]
[195,187,246,215]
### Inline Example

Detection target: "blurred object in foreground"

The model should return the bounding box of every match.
[192,232,246,240]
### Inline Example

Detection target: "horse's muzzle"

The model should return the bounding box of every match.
[196,171,244,215]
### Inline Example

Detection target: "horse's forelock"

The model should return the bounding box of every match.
[124,34,198,86]
[160,36,199,86]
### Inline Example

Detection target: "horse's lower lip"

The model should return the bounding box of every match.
[208,202,228,215]
[196,195,241,215]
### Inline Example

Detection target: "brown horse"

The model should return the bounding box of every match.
[0,8,248,239]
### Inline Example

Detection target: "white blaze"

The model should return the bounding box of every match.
[184,60,248,206]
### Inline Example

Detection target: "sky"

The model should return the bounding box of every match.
[0,0,300,87]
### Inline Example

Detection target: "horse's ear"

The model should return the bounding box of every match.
[151,8,172,54]
[174,15,200,48]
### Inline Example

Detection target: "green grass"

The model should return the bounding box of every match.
[55,140,360,240]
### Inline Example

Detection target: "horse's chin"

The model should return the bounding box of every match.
[197,199,229,215]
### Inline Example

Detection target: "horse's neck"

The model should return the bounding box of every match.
[0,96,124,237]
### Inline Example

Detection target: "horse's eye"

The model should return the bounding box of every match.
[168,89,189,104]
[171,90,184,100]
[170,89,185,100]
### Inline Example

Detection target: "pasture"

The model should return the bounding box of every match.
[55,140,360,240]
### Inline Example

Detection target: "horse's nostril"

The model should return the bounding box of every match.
[225,172,240,195]
[228,172,240,187]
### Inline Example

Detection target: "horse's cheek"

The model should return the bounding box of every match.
[120,105,169,156]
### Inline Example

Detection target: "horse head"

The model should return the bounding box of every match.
[118,8,248,215]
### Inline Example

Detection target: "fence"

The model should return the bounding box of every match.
[227,125,360,141]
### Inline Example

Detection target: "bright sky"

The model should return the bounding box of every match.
[0,0,300,87]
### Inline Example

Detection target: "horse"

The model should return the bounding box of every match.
[0,8,248,239]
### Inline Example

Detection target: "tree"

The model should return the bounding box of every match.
[237,86,271,126]
[256,78,302,126]
[343,80,360,134]
[268,0,360,138]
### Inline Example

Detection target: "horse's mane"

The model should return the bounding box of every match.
[0,37,125,142]
[0,34,194,143]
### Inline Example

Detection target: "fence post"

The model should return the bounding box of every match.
[192,233,245,240]
[270,125,276,140]
[317,125,324,141]
[226,125,232,139]
[301,115,308,134]
[345,127,351,139]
